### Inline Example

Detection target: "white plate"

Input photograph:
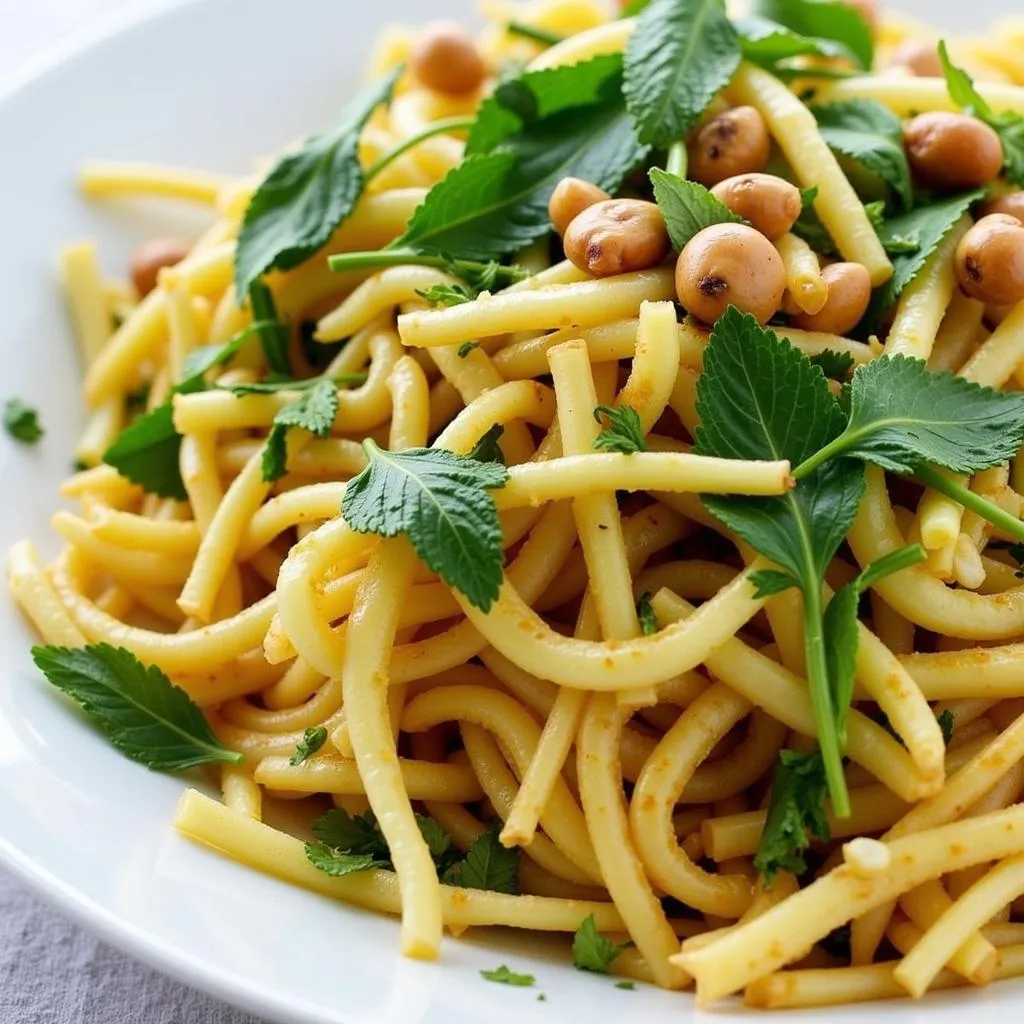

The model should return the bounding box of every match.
[0,1,1019,1022]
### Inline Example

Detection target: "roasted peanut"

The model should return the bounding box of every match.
[548,178,611,236]
[130,238,190,298]
[792,262,872,335]
[562,199,671,278]
[675,224,786,324]
[904,112,1003,191]
[981,190,1024,225]
[689,107,771,188]
[710,173,802,241]
[409,22,486,95]
[885,39,943,77]
[955,214,1024,306]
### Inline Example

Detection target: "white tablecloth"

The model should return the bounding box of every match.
[0,9,268,1020]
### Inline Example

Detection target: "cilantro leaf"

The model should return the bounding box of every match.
[445,828,519,894]
[864,189,985,328]
[235,67,401,299]
[939,42,1024,187]
[754,748,830,883]
[800,355,1024,476]
[342,441,509,611]
[636,592,658,635]
[303,844,380,877]
[400,56,647,260]
[3,398,43,444]
[749,0,874,69]
[807,350,856,379]
[415,260,509,309]
[810,100,912,210]
[262,379,339,483]
[734,15,852,67]
[649,168,743,251]
[695,308,865,817]
[417,283,474,308]
[103,402,186,500]
[938,709,954,746]
[822,544,925,744]
[469,424,506,465]
[572,915,629,974]
[289,726,328,766]
[623,0,741,148]
[31,643,243,771]
[593,404,647,454]
[481,966,535,987]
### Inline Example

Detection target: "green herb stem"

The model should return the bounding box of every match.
[506,20,564,46]
[364,116,476,184]
[802,584,851,818]
[328,249,525,284]
[665,141,688,179]
[791,439,845,480]
[914,465,1024,542]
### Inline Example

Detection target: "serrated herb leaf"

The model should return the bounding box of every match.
[798,355,1024,476]
[4,398,43,444]
[624,0,741,148]
[593,404,647,454]
[290,726,328,766]
[754,748,830,883]
[750,0,873,69]
[418,283,474,308]
[695,307,865,817]
[312,807,390,858]
[749,568,799,597]
[235,67,401,299]
[864,189,985,328]
[469,423,506,465]
[342,441,509,611]
[481,965,535,986]
[445,828,520,893]
[103,402,186,500]
[572,915,629,974]
[303,844,380,877]
[636,592,658,635]
[808,350,856,379]
[939,42,1024,187]
[177,321,271,394]
[810,100,912,210]
[30,643,242,771]
[262,379,339,483]
[649,168,743,251]
[734,15,851,67]
[400,56,647,260]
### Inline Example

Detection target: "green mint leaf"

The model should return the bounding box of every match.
[103,402,186,500]
[815,355,1024,475]
[649,168,743,251]
[446,828,519,894]
[822,544,925,746]
[749,568,799,597]
[261,379,339,483]
[865,189,986,328]
[31,643,243,771]
[248,280,291,375]
[754,748,830,883]
[572,915,629,974]
[417,283,474,308]
[593,404,648,454]
[235,67,401,299]
[810,100,913,211]
[401,55,647,260]
[469,423,506,465]
[416,815,456,870]
[177,322,268,394]
[749,0,873,69]
[289,726,328,766]
[624,0,741,148]
[938,709,954,746]
[480,966,535,987]
[4,398,43,444]
[312,808,391,861]
[615,981,637,990]
[939,42,1024,187]
[304,842,380,877]
[807,350,856,379]
[734,15,852,67]
[342,441,509,611]
[457,341,480,358]
[636,591,658,635]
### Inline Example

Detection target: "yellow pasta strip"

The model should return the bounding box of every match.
[959,300,1024,387]
[776,233,827,315]
[818,75,1024,118]
[79,161,229,204]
